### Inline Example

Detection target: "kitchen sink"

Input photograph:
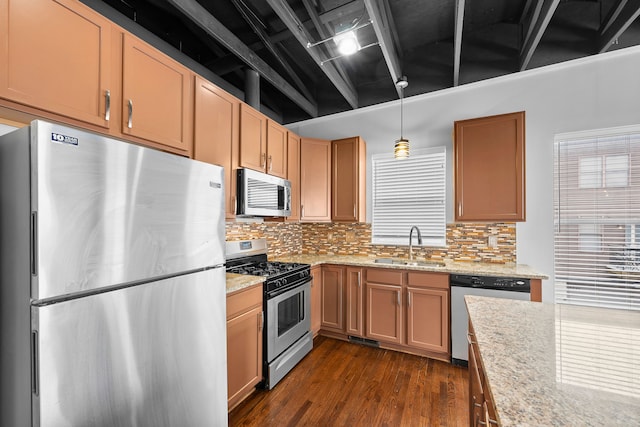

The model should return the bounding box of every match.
[374,258,445,268]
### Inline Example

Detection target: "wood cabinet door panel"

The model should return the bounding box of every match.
[194,76,239,219]
[227,305,263,410]
[1,0,111,128]
[300,138,331,222]
[286,132,301,222]
[454,111,525,221]
[266,121,287,178]
[239,104,266,172]
[346,267,364,337]
[365,282,402,344]
[321,266,344,331]
[331,137,366,222]
[122,34,192,153]
[407,287,449,353]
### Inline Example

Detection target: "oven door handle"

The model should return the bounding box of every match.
[267,277,312,299]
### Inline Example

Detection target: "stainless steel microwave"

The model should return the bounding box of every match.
[236,168,291,217]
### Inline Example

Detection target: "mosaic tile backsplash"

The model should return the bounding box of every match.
[225,221,516,263]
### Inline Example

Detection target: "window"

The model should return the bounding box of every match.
[371,147,446,247]
[579,154,629,188]
[554,125,640,311]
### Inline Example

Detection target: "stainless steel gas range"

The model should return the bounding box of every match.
[226,239,312,389]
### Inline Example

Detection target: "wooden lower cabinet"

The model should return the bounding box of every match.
[468,321,499,426]
[226,284,263,411]
[310,265,322,336]
[320,265,345,332]
[317,265,451,361]
[406,272,450,354]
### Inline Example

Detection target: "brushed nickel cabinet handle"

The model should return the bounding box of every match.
[357,272,361,288]
[408,291,411,307]
[397,290,400,306]
[105,90,111,121]
[261,152,266,168]
[127,99,133,129]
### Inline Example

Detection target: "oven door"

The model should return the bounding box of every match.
[266,280,311,363]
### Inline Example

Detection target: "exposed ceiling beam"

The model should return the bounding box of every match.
[519,0,560,71]
[364,0,402,96]
[598,0,640,53]
[229,0,316,103]
[320,0,364,25]
[164,0,318,117]
[266,0,358,109]
[453,0,466,86]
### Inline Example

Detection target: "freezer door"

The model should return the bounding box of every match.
[31,268,227,427]
[31,121,225,300]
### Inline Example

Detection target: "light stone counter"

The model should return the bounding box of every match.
[272,254,548,279]
[226,273,263,294]
[466,295,640,426]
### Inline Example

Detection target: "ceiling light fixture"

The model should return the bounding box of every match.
[334,30,360,55]
[394,76,409,159]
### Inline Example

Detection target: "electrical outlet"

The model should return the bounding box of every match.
[488,235,498,248]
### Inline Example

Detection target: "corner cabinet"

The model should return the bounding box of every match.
[332,137,366,222]
[226,284,263,411]
[300,138,331,222]
[193,76,239,220]
[454,111,525,222]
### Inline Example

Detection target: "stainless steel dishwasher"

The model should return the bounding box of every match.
[450,274,530,366]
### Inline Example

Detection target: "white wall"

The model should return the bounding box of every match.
[287,46,640,302]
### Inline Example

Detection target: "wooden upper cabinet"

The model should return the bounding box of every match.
[286,132,301,222]
[121,34,193,155]
[266,120,288,179]
[193,76,239,219]
[332,137,366,222]
[300,137,331,222]
[454,111,526,222]
[239,103,267,172]
[0,0,111,128]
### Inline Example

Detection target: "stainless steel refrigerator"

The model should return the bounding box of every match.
[0,121,228,426]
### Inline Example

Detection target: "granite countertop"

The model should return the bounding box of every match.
[465,295,640,426]
[226,273,263,294]
[272,254,548,279]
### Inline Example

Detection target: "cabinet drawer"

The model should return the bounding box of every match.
[407,272,449,289]
[366,268,403,285]
[227,284,263,320]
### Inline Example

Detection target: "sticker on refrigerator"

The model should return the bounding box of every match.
[51,133,79,146]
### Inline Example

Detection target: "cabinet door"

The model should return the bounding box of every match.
[321,266,344,332]
[300,138,331,222]
[194,76,239,219]
[266,120,288,178]
[286,132,301,222]
[310,266,322,336]
[346,267,364,337]
[406,286,449,353]
[454,111,525,221]
[365,282,402,344]
[0,0,111,128]
[122,34,193,154]
[227,305,263,410]
[239,103,266,172]
[332,137,366,222]
[469,341,485,427]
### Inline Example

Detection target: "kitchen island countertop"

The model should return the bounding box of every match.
[466,295,640,426]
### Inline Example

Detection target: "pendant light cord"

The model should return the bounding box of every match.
[400,87,404,140]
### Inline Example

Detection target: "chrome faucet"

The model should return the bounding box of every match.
[409,226,423,261]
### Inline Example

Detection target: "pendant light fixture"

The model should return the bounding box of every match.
[394,76,409,159]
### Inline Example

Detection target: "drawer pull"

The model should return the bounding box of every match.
[105,90,111,121]
[127,99,133,128]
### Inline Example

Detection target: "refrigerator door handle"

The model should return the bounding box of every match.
[31,211,37,276]
[32,330,39,395]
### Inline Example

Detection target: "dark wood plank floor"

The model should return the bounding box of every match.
[229,336,469,426]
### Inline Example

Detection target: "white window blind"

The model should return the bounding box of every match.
[372,148,446,247]
[554,125,640,311]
